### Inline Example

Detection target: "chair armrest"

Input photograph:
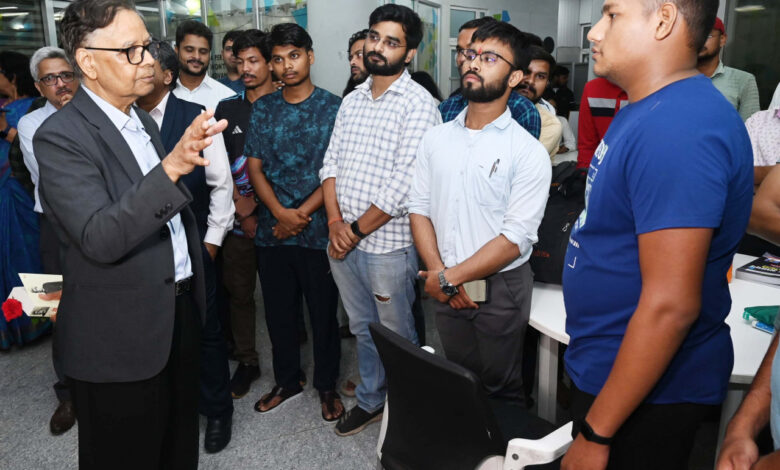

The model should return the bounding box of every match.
[502,421,573,470]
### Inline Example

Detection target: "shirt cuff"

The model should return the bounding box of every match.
[204,226,229,246]
[319,167,337,183]
[407,204,430,218]
[501,229,532,258]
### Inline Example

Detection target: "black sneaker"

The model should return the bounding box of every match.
[230,363,260,399]
[334,404,384,436]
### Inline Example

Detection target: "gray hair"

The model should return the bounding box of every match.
[29,47,71,81]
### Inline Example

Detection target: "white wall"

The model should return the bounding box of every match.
[306,0,558,97]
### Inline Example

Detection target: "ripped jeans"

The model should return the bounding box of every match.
[328,245,419,412]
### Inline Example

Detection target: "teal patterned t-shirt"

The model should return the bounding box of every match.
[244,87,341,249]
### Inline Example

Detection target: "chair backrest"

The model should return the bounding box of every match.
[370,323,507,470]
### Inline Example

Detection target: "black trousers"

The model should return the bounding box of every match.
[570,384,717,470]
[199,247,233,419]
[256,245,340,392]
[69,292,201,470]
[39,213,69,403]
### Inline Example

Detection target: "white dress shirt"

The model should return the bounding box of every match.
[408,107,551,272]
[172,74,236,111]
[83,86,192,281]
[148,91,234,246]
[319,69,441,254]
[18,101,58,213]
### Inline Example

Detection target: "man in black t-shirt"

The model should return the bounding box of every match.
[215,29,276,400]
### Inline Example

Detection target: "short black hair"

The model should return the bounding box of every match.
[0,51,39,98]
[526,45,556,72]
[470,21,531,72]
[155,40,179,91]
[368,4,423,50]
[268,22,313,52]
[176,19,213,51]
[523,32,543,47]
[59,0,136,77]
[222,30,242,49]
[348,29,369,52]
[458,16,497,33]
[232,29,270,62]
[552,65,569,78]
[644,0,717,51]
[411,71,442,101]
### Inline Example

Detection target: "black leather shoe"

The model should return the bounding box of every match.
[50,400,76,435]
[204,415,232,453]
[230,363,260,399]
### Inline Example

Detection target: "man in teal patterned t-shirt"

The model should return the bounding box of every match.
[244,23,344,422]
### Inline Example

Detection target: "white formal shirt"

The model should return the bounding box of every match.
[18,101,58,213]
[319,69,441,254]
[408,107,551,272]
[173,74,236,111]
[148,91,234,246]
[83,86,192,281]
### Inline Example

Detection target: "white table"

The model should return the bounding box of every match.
[529,254,776,448]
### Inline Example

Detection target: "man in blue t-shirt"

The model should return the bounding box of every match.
[560,2,753,469]
[244,24,343,422]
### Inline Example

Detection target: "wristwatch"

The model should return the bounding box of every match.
[438,270,458,297]
[578,419,613,445]
[350,220,367,239]
[0,125,10,140]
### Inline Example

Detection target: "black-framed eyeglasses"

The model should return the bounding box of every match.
[84,41,159,65]
[459,48,516,69]
[39,72,76,86]
[366,31,405,50]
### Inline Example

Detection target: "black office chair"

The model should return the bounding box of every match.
[369,322,572,470]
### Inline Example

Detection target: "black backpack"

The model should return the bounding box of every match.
[530,162,585,284]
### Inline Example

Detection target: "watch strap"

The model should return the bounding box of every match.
[350,220,367,239]
[578,419,613,445]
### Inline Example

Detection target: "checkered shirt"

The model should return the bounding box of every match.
[320,69,442,254]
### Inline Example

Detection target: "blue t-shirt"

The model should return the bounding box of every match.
[244,87,341,250]
[217,76,245,94]
[562,74,753,405]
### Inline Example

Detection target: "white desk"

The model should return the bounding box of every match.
[529,254,776,447]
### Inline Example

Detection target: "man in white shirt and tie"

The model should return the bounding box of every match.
[409,21,551,402]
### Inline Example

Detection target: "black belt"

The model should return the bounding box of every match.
[175,276,193,296]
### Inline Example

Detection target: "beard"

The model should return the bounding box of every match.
[461,70,510,103]
[180,59,207,77]
[697,47,720,62]
[515,82,540,103]
[364,51,407,76]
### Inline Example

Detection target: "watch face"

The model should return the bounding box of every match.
[442,284,458,296]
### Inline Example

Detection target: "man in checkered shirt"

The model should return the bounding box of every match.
[319,3,441,436]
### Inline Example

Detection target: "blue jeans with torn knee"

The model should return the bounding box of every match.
[328,245,419,413]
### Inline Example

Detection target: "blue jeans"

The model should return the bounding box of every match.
[329,245,419,412]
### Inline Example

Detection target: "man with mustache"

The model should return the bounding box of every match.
[342,29,368,97]
[321,3,441,437]
[409,20,550,403]
[516,45,562,156]
[17,46,80,437]
[245,22,343,422]
[135,39,235,454]
[696,17,759,122]
[173,20,236,112]
[439,17,541,140]
[214,29,274,402]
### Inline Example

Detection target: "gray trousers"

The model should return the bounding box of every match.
[434,262,532,401]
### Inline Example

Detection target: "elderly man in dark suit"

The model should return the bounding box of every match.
[33,0,227,468]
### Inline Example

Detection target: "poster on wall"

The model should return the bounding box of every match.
[416,2,439,83]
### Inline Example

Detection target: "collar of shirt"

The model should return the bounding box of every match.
[357,68,412,101]
[82,85,146,135]
[454,106,513,131]
[538,98,556,115]
[41,100,58,117]
[176,74,217,94]
[711,60,725,79]
[149,91,170,130]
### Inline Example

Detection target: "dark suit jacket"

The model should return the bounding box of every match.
[34,87,206,383]
[160,92,209,241]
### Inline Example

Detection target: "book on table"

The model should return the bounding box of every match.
[735,253,780,287]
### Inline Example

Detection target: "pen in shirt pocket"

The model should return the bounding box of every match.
[489,158,500,178]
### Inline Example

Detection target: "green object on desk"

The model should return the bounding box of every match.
[742,306,779,326]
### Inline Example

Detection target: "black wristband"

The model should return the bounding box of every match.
[0,125,10,140]
[578,419,613,445]
[350,220,367,239]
